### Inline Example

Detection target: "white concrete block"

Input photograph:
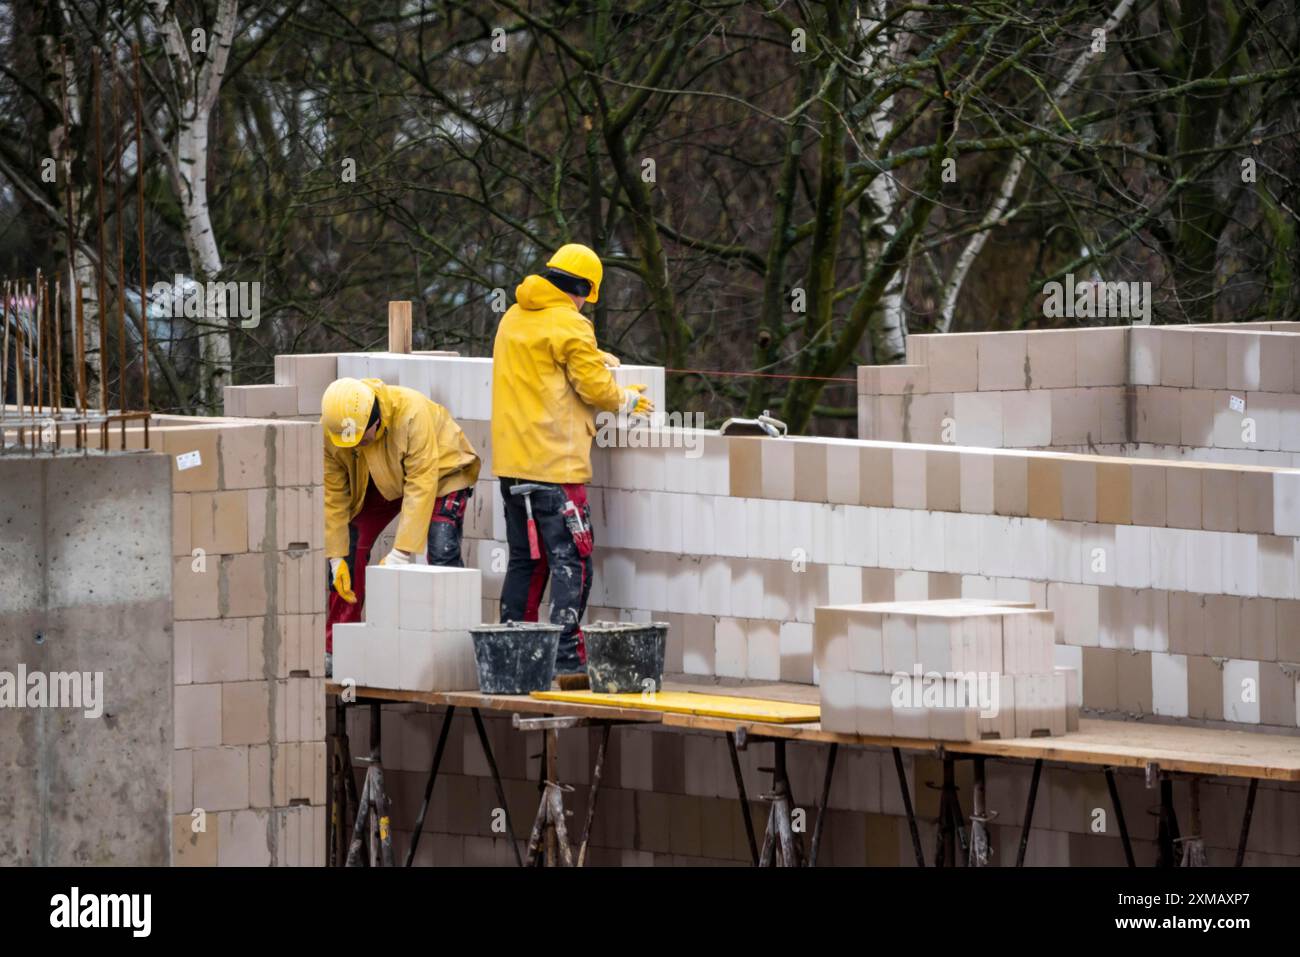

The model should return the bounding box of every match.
[715,618,747,679]
[847,612,883,674]
[1151,652,1188,718]
[843,505,878,567]
[910,510,946,573]
[713,496,748,557]
[364,624,400,690]
[700,557,732,617]
[1222,659,1261,724]
[1149,527,1189,592]
[877,508,912,570]
[1185,530,1224,594]
[746,621,781,681]
[364,566,400,628]
[1221,532,1259,597]
[1114,524,1152,590]
[331,622,368,686]
[943,512,982,575]
[827,565,864,606]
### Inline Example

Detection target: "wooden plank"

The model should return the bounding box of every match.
[530,689,820,723]
[325,682,1300,781]
[325,683,662,723]
[387,301,412,354]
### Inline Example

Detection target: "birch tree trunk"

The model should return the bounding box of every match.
[857,2,918,364]
[150,0,238,412]
[41,25,102,405]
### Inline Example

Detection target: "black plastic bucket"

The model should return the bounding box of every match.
[584,621,668,694]
[470,622,562,694]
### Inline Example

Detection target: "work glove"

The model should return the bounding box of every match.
[600,350,621,368]
[380,548,412,567]
[330,557,356,604]
[620,384,654,418]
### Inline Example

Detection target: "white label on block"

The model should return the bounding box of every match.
[176,450,202,471]
[1229,394,1245,413]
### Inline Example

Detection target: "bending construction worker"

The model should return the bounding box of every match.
[491,243,654,680]
[321,376,481,675]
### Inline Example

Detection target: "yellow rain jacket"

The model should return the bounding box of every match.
[324,379,481,558]
[491,275,625,484]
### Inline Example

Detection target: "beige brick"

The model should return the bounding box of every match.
[161,427,221,492]
[860,447,892,507]
[1027,458,1063,520]
[193,746,251,811]
[993,455,1028,516]
[1131,464,1167,527]
[185,618,250,683]
[1187,656,1224,720]
[1116,651,1153,714]
[1202,469,1238,532]
[1060,460,1097,523]
[172,493,191,557]
[1166,467,1202,529]
[223,552,270,618]
[925,450,960,512]
[235,384,298,419]
[173,555,219,620]
[249,744,271,807]
[175,683,222,749]
[174,748,194,813]
[1076,327,1127,387]
[926,334,979,393]
[222,681,270,745]
[728,438,762,498]
[977,332,1027,392]
[173,814,218,866]
[220,424,272,490]
[217,809,272,866]
[1026,329,1076,389]
[1081,647,1118,711]
[1096,461,1131,525]
[1237,470,1274,534]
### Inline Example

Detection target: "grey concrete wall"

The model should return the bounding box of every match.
[0,450,173,865]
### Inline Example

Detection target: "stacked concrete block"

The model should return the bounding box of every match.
[150,415,328,866]
[815,601,1075,741]
[332,565,482,692]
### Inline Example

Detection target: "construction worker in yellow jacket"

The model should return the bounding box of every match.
[321,376,480,675]
[492,243,654,677]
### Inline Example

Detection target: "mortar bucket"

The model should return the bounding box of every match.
[583,621,668,695]
[470,621,562,694]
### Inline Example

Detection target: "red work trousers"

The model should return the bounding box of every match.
[325,480,471,652]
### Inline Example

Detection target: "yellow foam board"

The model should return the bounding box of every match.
[529,689,819,724]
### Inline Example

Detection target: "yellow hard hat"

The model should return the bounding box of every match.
[321,377,377,448]
[546,243,603,303]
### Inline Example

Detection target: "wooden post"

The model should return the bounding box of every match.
[387,300,412,354]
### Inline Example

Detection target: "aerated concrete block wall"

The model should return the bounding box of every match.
[248,342,1300,866]
[0,451,172,865]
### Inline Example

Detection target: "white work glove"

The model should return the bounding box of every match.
[620,384,654,417]
[380,548,412,567]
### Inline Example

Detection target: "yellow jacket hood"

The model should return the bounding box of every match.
[491,278,624,484]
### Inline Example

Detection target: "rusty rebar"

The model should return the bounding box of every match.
[53,280,62,416]
[132,41,148,413]
[113,58,126,413]
[91,50,108,415]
